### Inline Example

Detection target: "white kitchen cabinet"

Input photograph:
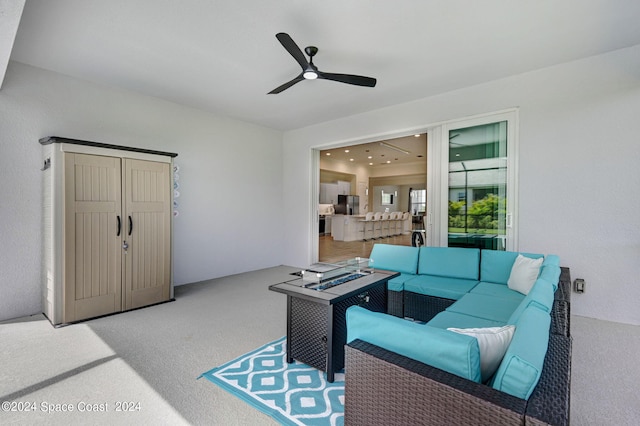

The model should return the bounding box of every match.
[337,180,351,195]
[320,182,339,204]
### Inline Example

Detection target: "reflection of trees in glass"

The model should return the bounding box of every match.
[468,194,506,230]
[448,194,506,233]
[449,200,466,228]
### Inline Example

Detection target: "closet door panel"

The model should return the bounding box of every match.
[123,159,171,309]
[64,153,122,322]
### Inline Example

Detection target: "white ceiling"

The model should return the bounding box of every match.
[5,0,640,131]
[321,134,427,168]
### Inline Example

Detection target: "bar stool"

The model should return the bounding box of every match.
[401,212,411,234]
[381,212,391,238]
[358,212,375,240]
[390,211,401,235]
[372,212,383,239]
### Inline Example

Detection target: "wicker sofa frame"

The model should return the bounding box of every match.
[345,267,572,425]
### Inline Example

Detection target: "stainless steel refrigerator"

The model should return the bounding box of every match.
[335,195,359,215]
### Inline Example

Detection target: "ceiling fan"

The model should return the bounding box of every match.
[268,32,377,94]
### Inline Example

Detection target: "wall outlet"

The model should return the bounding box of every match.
[574,278,585,293]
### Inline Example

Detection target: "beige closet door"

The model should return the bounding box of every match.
[64,153,123,322]
[123,159,171,309]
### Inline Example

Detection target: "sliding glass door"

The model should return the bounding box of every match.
[431,111,518,251]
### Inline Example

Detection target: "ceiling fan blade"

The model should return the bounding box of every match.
[318,71,377,87]
[268,73,305,94]
[275,33,310,70]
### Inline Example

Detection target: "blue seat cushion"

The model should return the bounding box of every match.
[387,273,417,292]
[418,247,480,280]
[346,306,481,382]
[470,282,525,302]
[491,305,551,399]
[446,293,522,323]
[369,244,419,274]
[427,310,504,330]
[405,275,479,300]
[480,250,544,285]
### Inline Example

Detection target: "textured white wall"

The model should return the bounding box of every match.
[0,61,284,322]
[283,45,640,325]
[0,0,25,87]
[2,44,639,325]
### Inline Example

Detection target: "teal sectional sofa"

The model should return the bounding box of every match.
[344,243,572,426]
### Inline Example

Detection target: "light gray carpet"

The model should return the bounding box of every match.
[1,265,639,425]
[570,315,640,425]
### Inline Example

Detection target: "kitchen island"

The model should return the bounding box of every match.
[331,213,412,241]
[331,214,365,241]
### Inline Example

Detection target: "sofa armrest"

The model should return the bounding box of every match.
[551,300,570,337]
[557,267,571,303]
[525,334,572,426]
[344,339,526,425]
[345,336,571,426]
[551,267,571,336]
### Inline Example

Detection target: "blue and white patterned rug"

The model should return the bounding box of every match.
[199,337,344,426]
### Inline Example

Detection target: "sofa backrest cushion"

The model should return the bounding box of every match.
[542,255,560,266]
[418,247,480,280]
[538,264,561,291]
[507,278,555,324]
[480,250,544,285]
[369,244,419,274]
[346,306,482,382]
[491,305,551,400]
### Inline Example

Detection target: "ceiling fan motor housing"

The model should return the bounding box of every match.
[268,33,376,94]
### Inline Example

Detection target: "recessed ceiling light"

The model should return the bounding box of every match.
[386,160,391,164]
[414,134,420,137]
[326,153,331,156]
[349,158,354,162]
[369,163,373,166]
[344,149,350,153]
[368,155,372,159]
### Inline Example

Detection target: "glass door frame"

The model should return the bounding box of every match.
[427,109,519,251]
